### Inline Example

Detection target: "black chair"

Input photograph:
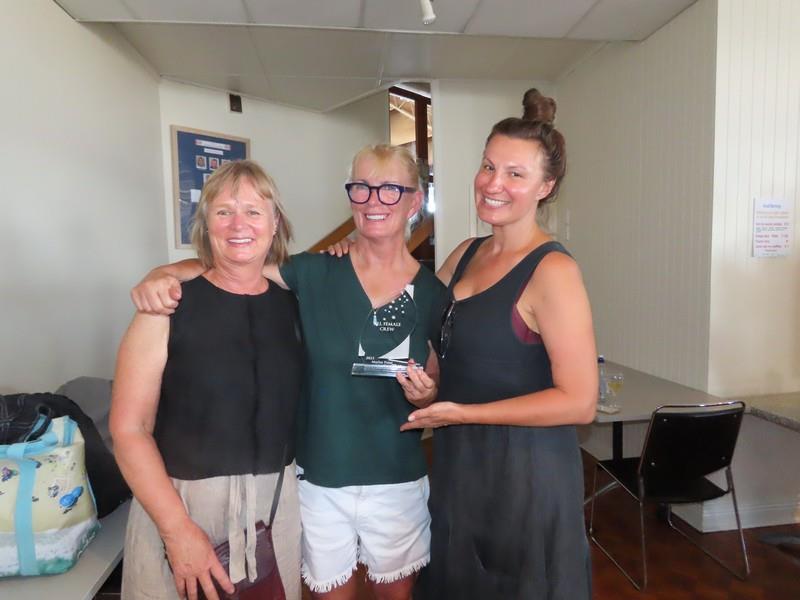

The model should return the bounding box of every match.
[588,401,751,590]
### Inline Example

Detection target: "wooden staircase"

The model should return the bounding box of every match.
[307,215,435,260]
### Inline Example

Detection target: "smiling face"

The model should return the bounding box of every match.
[349,153,421,241]
[474,134,555,228]
[206,178,276,267]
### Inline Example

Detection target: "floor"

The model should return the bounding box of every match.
[96,443,800,600]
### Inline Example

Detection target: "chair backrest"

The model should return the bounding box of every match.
[639,401,745,481]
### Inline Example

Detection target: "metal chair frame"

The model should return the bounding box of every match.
[588,401,751,590]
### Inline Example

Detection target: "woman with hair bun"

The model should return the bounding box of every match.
[402,89,597,599]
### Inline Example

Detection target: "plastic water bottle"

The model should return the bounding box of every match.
[597,355,609,403]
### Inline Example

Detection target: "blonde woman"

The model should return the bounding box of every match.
[112,161,303,600]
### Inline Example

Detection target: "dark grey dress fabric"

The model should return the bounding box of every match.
[419,237,591,600]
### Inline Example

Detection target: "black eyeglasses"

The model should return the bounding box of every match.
[439,300,456,359]
[345,182,417,206]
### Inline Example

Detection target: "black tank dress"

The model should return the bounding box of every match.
[419,238,591,600]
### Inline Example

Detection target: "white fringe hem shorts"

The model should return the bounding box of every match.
[297,473,431,593]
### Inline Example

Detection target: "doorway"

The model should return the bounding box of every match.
[389,83,435,270]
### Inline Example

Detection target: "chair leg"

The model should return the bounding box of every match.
[727,468,751,578]
[638,498,648,589]
[587,465,647,590]
[588,462,599,536]
[665,472,750,580]
[584,480,620,506]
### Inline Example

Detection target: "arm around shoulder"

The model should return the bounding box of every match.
[131,259,205,314]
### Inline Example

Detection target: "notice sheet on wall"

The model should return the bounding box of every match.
[752,197,792,258]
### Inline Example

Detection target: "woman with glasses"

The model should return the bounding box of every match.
[400,90,597,599]
[130,146,445,600]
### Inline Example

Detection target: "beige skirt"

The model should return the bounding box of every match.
[121,463,301,600]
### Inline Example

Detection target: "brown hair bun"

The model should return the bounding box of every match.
[486,88,566,204]
[522,88,556,124]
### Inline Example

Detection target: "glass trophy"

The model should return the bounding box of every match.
[351,285,420,378]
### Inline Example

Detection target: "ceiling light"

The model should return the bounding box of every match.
[419,0,436,25]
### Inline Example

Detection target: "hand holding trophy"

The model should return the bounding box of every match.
[351,286,423,378]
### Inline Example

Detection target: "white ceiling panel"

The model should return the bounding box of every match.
[264,77,381,112]
[568,0,697,41]
[243,0,363,28]
[116,23,263,76]
[384,34,519,79]
[248,27,388,78]
[118,0,250,23]
[502,38,602,80]
[363,0,481,34]
[54,0,135,21]
[164,72,272,98]
[55,0,699,42]
[465,0,597,38]
[383,33,598,80]
[90,0,697,112]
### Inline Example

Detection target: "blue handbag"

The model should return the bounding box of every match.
[0,413,99,577]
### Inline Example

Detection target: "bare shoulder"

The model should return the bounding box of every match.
[437,237,478,286]
[538,249,580,276]
[527,250,585,299]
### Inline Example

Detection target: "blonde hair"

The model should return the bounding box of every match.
[349,144,421,188]
[190,160,292,268]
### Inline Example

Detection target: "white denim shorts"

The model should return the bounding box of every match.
[297,471,431,593]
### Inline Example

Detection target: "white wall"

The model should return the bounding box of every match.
[555,0,718,391]
[431,79,555,268]
[159,81,389,261]
[562,0,800,531]
[708,0,800,397]
[0,0,165,393]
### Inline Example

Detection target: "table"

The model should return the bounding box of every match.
[596,362,720,460]
[0,500,130,600]
[590,366,800,553]
[584,363,722,505]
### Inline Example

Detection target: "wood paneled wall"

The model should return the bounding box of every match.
[556,0,717,391]
[708,0,800,396]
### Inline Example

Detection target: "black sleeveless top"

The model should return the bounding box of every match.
[154,276,303,480]
[419,237,591,600]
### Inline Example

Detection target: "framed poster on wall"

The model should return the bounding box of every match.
[171,126,250,249]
